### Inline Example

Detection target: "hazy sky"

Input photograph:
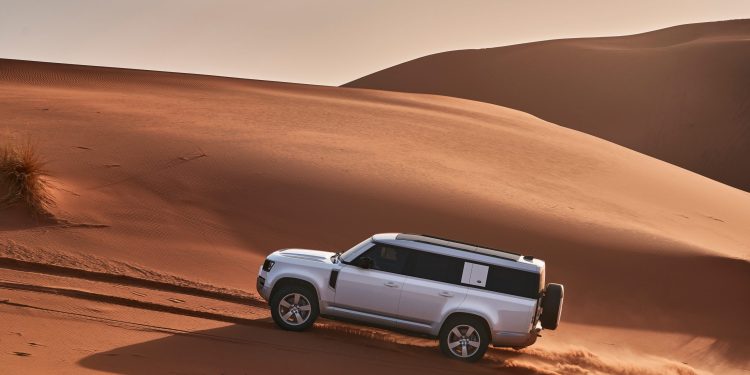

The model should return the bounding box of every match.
[1,1,749,85]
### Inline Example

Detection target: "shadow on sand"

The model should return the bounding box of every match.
[77,322,510,375]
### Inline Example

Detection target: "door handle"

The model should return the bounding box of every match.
[384,281,399,288]
[439,291,454,297]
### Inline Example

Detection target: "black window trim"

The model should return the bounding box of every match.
[373,240,538,275]
[403,246,466,286]
[368,241,541,300]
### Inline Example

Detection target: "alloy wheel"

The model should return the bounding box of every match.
[278,292,312,326]
[446,324,481,358]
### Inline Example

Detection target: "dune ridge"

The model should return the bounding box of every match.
[1,58,748,374]
[344,19,750,191]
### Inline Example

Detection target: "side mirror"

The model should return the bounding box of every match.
[354,257,374,269]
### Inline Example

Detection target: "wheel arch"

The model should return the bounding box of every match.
[269,277,320,303]
[439,311,492,339]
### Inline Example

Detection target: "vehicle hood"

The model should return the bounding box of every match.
[275,248,335,263]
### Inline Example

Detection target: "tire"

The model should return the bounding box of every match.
[539,283,564,330]
[270,285,319,331]
[439,316,490,362]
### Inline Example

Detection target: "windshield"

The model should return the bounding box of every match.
[340,238,373,262]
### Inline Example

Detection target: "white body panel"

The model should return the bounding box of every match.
[459,288,538,346]
[397,276,467,329]
[333,266,405,318]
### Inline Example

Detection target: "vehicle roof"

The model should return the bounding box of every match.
[372,233,537,264]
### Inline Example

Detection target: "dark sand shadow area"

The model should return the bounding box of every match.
[78,323,506,375]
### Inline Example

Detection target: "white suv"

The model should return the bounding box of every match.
[256,233,564,361]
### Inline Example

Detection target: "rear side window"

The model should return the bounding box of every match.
[485,266,540,299]
[357,245,409,274]
[406,250,464,284]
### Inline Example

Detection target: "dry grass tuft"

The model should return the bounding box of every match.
[0,140,55,216]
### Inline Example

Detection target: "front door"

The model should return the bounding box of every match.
[334,244,410,318]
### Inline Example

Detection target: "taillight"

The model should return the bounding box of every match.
[262,259,275,272]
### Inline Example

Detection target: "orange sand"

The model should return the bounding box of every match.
[1,58,748,374]
[345,20,750,191]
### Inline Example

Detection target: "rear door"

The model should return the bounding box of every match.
[334,244,409,319]
[397,250,468,326]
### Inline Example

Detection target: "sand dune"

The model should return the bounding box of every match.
[344,19,750,191]
[1,58,749,374]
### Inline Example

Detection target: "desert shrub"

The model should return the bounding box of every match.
[0,141,54,216]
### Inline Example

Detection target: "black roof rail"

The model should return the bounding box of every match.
[394,233,522,261]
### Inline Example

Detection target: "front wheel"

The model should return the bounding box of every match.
[439,316,490,362]
[270,285,319,331]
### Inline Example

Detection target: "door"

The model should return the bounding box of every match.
[334,244,409,318]
[397,251,468,325]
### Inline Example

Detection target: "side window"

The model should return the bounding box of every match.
[356,245,409,274]
[407,251,464,284]
[485,266,540,299]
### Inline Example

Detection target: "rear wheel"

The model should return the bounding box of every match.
[270,285,319,331]
[439,316,490,362]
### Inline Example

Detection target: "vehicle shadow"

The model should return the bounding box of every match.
[77,322,511,375]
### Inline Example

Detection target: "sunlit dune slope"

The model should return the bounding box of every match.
[1,59,748,373]
[345,19,750,191]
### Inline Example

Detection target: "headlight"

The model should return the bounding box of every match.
[262,259,275,272]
